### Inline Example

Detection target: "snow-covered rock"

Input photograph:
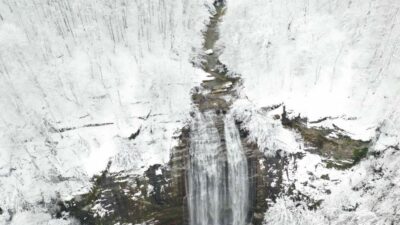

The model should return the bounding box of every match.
[204,49,214,55]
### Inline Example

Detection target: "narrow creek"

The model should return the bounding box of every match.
[188,1,250,225]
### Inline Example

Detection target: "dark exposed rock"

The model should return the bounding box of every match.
[273,114,281,120]
[260,103,283,113]
[242,143,269,224]
[281,106,371,168]
[342,203,359,212]
[128,128,141,140]
[320,174,330,180]
[57,122,114,133]
[58,140,188,225]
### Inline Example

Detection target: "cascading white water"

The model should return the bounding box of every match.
[188,111,227,225]
[188,111,249,225]
[224,113,249,225]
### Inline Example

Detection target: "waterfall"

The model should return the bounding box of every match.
[188,111,249,225]
[188,111,226,225]
[224,113,249,225]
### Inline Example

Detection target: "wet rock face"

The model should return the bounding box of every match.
[58,150,188,225]
[233,105,374,217]
[237,117,346,217]
[244,142,270,225]
[281,106,371,169]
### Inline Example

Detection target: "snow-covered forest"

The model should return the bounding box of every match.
[0,0,399,224]
[0,0,212,223]
[219,0,400,224]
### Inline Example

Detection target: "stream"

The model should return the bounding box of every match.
[187,1,250,225]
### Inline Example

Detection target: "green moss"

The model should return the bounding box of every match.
[281,107,370,168]
[352,147,368,164]
[324,147,369,170]
[325,160,353,170]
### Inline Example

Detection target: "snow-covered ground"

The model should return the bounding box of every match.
[0,0,213,223]
[219,0,400,224]
[220,0,400,141]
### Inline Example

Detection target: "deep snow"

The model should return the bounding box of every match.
[219,0,400,224]
[0,0,213,223]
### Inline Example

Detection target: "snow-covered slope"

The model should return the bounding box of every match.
[0,0,212,223]
[220,0,400,140]
[219,0,400,224]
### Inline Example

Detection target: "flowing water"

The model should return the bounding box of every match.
[187,1,250,224]
[188,110,249,225]
[224,114,249,225]
[188,111,227,225]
